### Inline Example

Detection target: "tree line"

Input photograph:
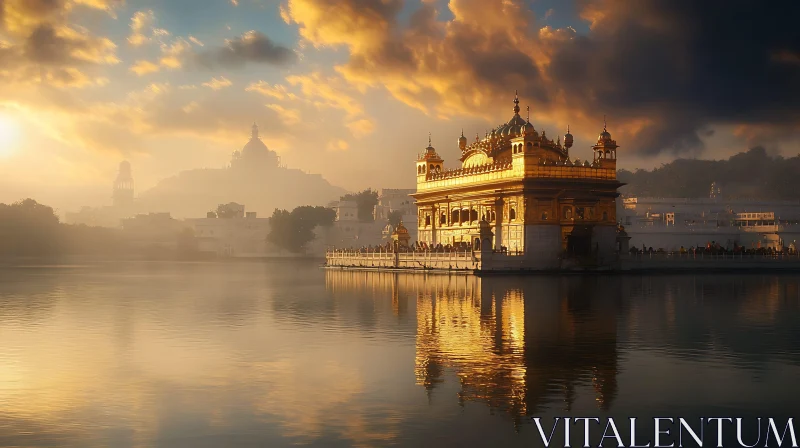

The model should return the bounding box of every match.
[0,199,129,258]
[618,147,800,199]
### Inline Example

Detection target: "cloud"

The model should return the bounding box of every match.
[158,37,193,68]
[326,139,349,151]
[247,73,373,140]
[246,81,296,101]
[2,0,122,34]
[282,0,800,157]
[129,59,160,76]
[137,31,294,72]
[285,72,362,118]
[346,118,374,138]
[201,76,232,90]
[545,0,800,155]
[266,104,301,126]
[23,23,119,66]
[193,30,297,68]
[127,10,154,46]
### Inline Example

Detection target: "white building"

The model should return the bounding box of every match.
[187,203,274,257]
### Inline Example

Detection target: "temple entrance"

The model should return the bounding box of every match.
[566,225,593,257]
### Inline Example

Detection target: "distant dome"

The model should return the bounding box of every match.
[237,123,279,167]
[599,130,612,141]
[458,130,467,145]
[242,138,271,156]
[117,160,132,179]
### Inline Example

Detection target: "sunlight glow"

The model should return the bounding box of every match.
[0,114,20,155]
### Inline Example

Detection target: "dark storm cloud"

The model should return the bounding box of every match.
[16,0,64,17]
[547,0,800,154]
[193,31,297,68]
[23,23,73,64]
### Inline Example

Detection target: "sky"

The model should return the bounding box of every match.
[0,0,798,212]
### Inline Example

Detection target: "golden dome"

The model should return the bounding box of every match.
[598,116,612,141]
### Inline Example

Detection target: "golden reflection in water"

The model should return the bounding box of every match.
[415,277,528,417]
[324,271,622,424]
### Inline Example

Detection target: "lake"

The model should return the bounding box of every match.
[0,261,798,447]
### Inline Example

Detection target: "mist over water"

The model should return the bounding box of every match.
[0,261,798,447]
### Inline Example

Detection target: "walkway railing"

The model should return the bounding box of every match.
[325,249,475,259]
[628,251,800,261]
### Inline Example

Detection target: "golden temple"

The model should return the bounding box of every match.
[412,91,624,269]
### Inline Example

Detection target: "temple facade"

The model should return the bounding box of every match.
[412,92,623,268]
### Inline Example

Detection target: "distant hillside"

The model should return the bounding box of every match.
[618,147,800,199]
[138,165,347,219]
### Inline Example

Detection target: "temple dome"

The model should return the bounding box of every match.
[237,123,279,168]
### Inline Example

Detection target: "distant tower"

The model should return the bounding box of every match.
[113,161,134,208]
[416,133,444,182]
[563,125,574,156]
[592,116,618,169]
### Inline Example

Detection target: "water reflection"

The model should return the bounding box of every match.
[326,272,623,426]
[0,263,798,447]
[325,270,800,427]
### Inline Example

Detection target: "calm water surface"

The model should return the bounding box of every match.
[0,261,798,447]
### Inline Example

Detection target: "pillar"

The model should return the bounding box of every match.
[430,205,437,245]
[494,197,504,250]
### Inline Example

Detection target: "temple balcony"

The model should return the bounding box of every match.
[417,158,617,192]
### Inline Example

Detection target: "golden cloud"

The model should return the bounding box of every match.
[326,139,349,151]
[159,37,193,69]
[346,118,375,139]
[201,76,233,90]
[126,10,170,47]
[282,0,402,54]
[266,104,301,126]
[246,81,297,101]
[129,60,160,76]
[286,72,362,118]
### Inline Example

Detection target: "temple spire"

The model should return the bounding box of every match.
[603,115,607,132]
[526,105,530,122]
[513,90,520,115]
[428,132,432,147]
[251,122,259,139]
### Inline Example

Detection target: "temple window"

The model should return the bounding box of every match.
[509,207,516,221]
[491,211,496,222]
[425,215,431,226]
[576,207,585,220]
[470,209,478,222]
[541,211,548,220]
[460,209,469,223]
[452,209,460,223]
[562,206,573,220]
[440,213,446,225]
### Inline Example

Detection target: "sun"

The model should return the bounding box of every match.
[0,114,20,154]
